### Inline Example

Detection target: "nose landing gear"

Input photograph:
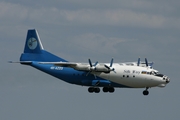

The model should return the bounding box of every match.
[143,87,149,96]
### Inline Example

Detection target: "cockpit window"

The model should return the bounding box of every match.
[155,74,164,77]
[141,70,160,76]
[150,71,158,75]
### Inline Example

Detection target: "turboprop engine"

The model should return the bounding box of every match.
[74,58,115,73]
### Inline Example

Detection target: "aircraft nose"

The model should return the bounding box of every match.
[163,75,170,83]
[166,77,170,83]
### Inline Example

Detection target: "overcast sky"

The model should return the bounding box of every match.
[0,0,180,120]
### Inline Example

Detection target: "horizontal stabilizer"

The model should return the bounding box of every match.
[9,61,32,65]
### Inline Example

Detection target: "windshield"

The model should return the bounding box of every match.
[155,74,164,77]
[149,71,157,75]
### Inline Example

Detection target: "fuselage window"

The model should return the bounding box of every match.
[141,71,147,74]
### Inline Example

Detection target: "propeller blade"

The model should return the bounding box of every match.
[149,62,154,67]
[88,59,92,67]
[110,58,113,67]
[104,58,116,73]
[94,61,98,66]
[93,74,97,79]
[86,71,91,76]
[145,58,148,67]
[104,64,110,70]
[137,58,140,66]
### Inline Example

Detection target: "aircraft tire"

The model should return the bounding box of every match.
[143,90,149,96]
[94,88,100,93]
[103,87,115,93]
[103,87,109,92]
[109,87,115,93]
[88,87,94,93]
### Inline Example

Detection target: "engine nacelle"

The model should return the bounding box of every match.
[73,64,109,72]
[94,66,109,72]
[74,64,90,71]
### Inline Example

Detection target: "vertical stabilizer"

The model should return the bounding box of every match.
[20,29,67,62]
[24,29,44,53]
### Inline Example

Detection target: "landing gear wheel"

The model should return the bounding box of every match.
[94,88,100,93]
[88,87,100,93]
[102,87,115,93]
[88,87,94,93]
[143,90,149,96]
[103,87,109,92]
[109,87,115,93]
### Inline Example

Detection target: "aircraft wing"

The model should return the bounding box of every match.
[39,61,95,71]
[39,61,112,72]
[39,62,78,67]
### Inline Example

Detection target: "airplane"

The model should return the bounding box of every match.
[10,29,170,96]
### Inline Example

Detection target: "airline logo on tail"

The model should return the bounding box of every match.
[27,37,38,50]
[24,29,44,54]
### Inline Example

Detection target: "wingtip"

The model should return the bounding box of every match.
[8,61,13,63]
[8,61,19,63]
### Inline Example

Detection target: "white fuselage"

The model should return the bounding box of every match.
[94,63,169,88]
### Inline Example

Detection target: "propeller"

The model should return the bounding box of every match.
[145,58,148,67]
[137,57,140,66]
[104,58,115,73]
[88,59,93,67]
[86,59,98,77]
[149,62,154,67]
[137,58,153,68]
[88,59,98,70]
[145,58,154,68]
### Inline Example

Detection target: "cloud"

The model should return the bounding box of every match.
[0,1,179,61]
[0,1,180,29]
[69,33,126,54]
[48,32,134,62]
[0,2,27,22]
[50,9,175,29]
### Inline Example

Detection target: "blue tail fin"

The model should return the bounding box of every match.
[23,29,44,53]
[20,29,67,62]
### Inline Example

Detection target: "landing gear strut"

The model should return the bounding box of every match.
[143,87,149,96]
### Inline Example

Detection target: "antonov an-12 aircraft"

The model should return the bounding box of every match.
[10,29,170,95]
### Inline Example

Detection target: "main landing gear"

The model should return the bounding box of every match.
[88,87,150,95]
[88,87,100,93]
[102,87,115,93]
[88,87,115,93]
[143,87,149,96]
